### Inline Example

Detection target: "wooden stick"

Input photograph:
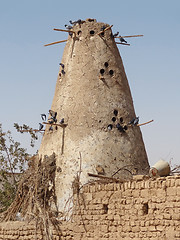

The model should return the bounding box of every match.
[43,122,67,128]
[87,173,125,183]
[61,128,65,155]
[53,28,75,33]
[137,120,154,127]
[115,42,130,46]
[44,39,67,47]
[97,25,113,35]
[115,34,144,38]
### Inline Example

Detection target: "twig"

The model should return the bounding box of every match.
[97,25,113,35]
[44,40,67,47]
[112,165,134,177]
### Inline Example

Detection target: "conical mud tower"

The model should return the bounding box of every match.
[39,19,150,211]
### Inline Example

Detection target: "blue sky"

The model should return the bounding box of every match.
[0,0,180,167]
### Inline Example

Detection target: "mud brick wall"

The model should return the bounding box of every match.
[0,221,73,240]
[73,175,180,240]
[0,175,180,240]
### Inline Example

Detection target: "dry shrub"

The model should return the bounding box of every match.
[0,153,62,240]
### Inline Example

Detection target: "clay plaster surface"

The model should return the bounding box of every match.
[39,19,149,210]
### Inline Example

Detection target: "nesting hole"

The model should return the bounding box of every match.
[107,124,113,130]
[55,126,58,130]
[77,30,82,36]
[124,125,128,131]
[113,109,118,116]
[100,69,105,75]
[109,70,114,76]
[142,203,149,215]
[90,30,95,35]
[120,117,123,123]
[112,117,116,122]
[57,167,62,173]
[104,62,109,68]
[103,204,108,214]
[99,120,102,123]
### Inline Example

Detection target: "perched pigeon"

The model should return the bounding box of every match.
[41,114,46,121]
[69,19,82,25]
[128,117,139,126]
[39,123,44,131]
[48,116,57,124]
[101,25,106,31]
[116,123,125,132]
[59,63,64,68]
[65,24,72,30]
[120,36,127,43]
[113,31,119,37]
[48,119,54,124]
[133,117,139,125]
[65,25,73,36]
[49,110,57,119]
[61,69,65,75]
[128,118,135,125]
[59,118,64,124]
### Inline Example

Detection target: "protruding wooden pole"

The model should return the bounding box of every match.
[44,40,67,47]
[87,173,125,183]
[137,120,154,127]
[43,122,67,128]
[115,34,144,38]
[115,42,130,46]
[97,25,113,35]
[20,129,45,132]
[53,28,75,33]
[53,28,76,38]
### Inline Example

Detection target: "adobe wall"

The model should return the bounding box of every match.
[0,175,179,240]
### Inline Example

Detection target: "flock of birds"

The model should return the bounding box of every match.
[59,62,65,76]
[108,110,140,133]
[128,116,139,126]
[64,19,128,44]
[64,19,84,36]
[39,110,64,131]
[100,25,128,44]
[113,31,128,44]
[38,111,139,133]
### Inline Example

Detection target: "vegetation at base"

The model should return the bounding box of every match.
[0,179,17,213]
[0,123,38,212]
